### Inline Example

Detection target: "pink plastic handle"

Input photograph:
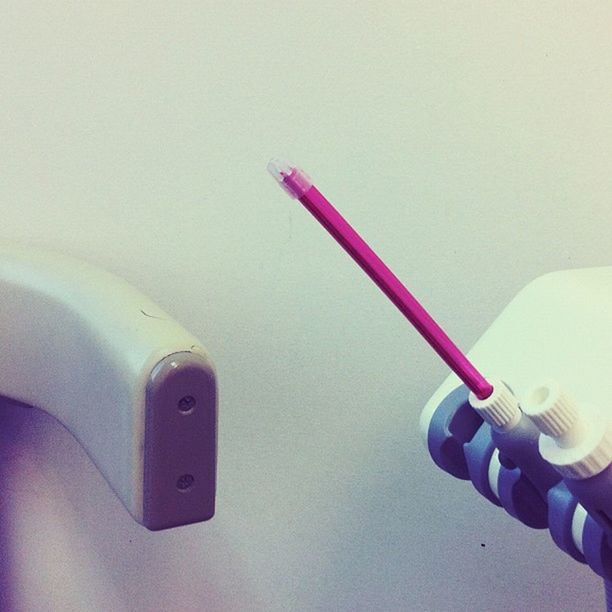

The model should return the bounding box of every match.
[269,161,493,400]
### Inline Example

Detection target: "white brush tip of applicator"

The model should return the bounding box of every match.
[267,158,294,181]
[267,158,312,198]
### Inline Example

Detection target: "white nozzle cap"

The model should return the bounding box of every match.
[267,158,293,182]
[522,379,612,479]
[469,378,521,430]
[267,159,313,199]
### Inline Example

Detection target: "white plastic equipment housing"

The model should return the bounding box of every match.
[419,267,612,551]
[420,267,612,453]
[0,244,217,530]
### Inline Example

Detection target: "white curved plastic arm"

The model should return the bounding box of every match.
[0,244,217,530]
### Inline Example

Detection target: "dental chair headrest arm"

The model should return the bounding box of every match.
[0,244,217,530]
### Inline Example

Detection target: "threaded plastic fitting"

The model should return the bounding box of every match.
[522,381,582,443]
[469,378,521,430]
[522,379,612,479]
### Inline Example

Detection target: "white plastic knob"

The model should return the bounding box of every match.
[469,378,521,430]
[521,380,581,443]
[522,379,612,479]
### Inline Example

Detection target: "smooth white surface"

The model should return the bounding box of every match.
[1,2,610,610]
[572,504,588,555]
[488,449,501,500]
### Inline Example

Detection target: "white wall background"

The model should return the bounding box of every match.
[1,2,611,610]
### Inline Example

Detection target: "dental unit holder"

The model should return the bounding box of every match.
[418,268,612,612]
[423,378,612,575]
[269,162,612,610]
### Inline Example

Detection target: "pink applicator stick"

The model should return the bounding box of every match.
[268,159,493,400]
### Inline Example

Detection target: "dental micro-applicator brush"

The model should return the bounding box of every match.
[267,159,494,401]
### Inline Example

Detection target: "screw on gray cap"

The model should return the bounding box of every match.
[143,351,217,530]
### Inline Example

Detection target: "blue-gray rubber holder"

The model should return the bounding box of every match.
[583,515,612,580]
[491,414,561,498]
[547,482,586,563]
[497,466,548,529]
[565,466,612,540]
[464,422,501,506]
[427,385,483,480]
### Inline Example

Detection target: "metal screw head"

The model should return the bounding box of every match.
[178,395,196,413]
[177,474,194,491]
